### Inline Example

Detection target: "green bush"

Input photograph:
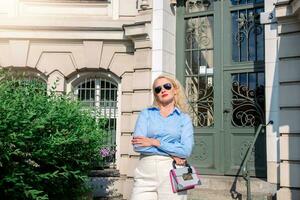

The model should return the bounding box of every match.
[0,70,106,200]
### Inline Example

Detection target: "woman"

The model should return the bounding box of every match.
[131,75,194,200]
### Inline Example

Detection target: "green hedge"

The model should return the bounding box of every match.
[0,70,106,200]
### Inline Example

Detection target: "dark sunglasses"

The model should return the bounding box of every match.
[154,83,172,94]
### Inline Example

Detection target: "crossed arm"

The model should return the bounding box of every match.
[132,110,194,165]
[131,136,186,165]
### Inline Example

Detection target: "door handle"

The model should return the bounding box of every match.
[223,108,231,113]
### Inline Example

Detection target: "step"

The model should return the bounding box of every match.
[89,169,124,199]
[187,175,277,200]
[188,188,274,200]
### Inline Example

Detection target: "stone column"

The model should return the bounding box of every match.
[121,12,153,199]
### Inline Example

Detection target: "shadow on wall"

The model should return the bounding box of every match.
[276,19,300,200]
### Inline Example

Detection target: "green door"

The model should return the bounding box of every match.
[176,0,266,177]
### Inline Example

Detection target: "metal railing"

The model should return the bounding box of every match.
[240,120,273,200]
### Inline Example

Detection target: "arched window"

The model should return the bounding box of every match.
[74,76,118,167]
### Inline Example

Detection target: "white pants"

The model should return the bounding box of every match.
[130,155,187,200]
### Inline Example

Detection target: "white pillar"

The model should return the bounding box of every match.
[263,0,280,184]
[152,0,176,81]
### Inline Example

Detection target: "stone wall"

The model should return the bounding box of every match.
[274,0,300,199]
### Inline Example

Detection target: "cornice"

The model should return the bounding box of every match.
[0,17,134,31]
[275,0,300,20]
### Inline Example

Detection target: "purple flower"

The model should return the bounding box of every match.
[100,147,110,158]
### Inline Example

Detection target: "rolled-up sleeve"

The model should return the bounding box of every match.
[156,115,194,158]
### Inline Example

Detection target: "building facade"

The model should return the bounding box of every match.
[0,0,299,199]
[271,0,300,199]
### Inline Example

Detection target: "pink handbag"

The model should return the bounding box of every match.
[169,161,201,193]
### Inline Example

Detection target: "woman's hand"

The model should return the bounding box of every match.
[172,156,186,166]
[131,136,160,147]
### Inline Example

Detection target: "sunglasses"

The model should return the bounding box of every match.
[154,83,172,94]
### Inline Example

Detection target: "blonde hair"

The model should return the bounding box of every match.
[152,75,189,113]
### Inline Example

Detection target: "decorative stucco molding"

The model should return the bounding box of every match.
[123,21,152,49]
[275,0,300,20]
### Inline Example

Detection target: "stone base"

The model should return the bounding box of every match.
[188,175,278,200]
[277,188,300,200]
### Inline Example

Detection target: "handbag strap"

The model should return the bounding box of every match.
[172,160,193,174]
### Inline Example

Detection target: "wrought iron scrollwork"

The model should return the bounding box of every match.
[231,81,264,127]
[187,82,214,127]
[186,18,211,49]
[187,0,212,10]
[186,0,213,12]
[235,12,262,46]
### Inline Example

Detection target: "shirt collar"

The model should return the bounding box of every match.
[149,106,181,115]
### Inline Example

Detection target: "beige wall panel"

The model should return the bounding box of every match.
[9,40,29,67]
[119,156,130,175]
[134,39,152,49]
[280,135,300,161]
[276,5,293,18]
[108,54,134,77]
[121,113,132,133]
[119,135,132,155]
[18,1,110,17]
[35,52,77,76]
[100,43,133,69]
[279,110,300,133]
[119,155,139,176]
[121,93,133,112]
[132,91,152,112]
[267,161,280,184]
[119,0,138,16]
[279,59,300,83]
[122,178,134,200]
[121,72,133,92]
[0,42,11,66]
[277,188,300,200]
[82,41,103,69]
[27,42,84,71]
[134,48,152,69]
[278,22,300,35]
[133,69,152,90]
[120,135,138,156]
[278,34,300,58]
[0,30,125,40]
[280,162,300,187]
[126,156,140,177]
[279,84,300,107]
[125,25,147,37]
[48,70,65,92]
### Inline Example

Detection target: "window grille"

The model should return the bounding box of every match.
[75,77,118,168]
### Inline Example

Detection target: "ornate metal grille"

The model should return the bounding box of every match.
[185,15,214,127]
[231,7,264,62]
[75,77,118,168]
[185,0,213,13]
[231,72,265,127]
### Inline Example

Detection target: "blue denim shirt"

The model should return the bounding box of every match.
[133,107,194,158]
